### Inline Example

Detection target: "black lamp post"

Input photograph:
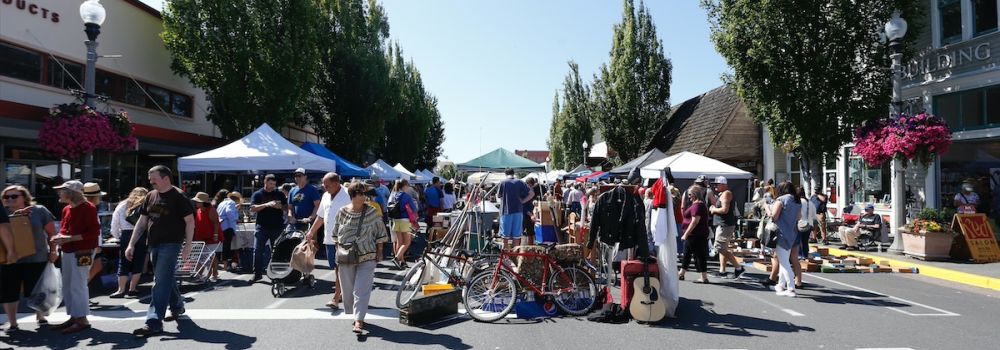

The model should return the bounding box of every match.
[79,0,106,182]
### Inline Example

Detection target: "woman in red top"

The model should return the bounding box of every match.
[50,180,99,334]
[192,192,221,282]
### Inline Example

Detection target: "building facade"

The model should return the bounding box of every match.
[1,0,318,212]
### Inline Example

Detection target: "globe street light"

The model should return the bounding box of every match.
[79,0,106,182]
[885,10,908,254]
[582,141,588,167]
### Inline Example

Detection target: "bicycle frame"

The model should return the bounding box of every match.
[488,249,577,296]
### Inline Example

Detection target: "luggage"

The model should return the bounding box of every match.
[619,258,658,309]
[553,243,583,264]
[534,225,557,244]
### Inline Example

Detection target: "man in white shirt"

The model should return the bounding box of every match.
[306,172,352,310]
[566,184,584,216]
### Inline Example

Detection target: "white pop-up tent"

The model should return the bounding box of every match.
[178,123,338,172]
[640,151,753,180]
[367,160,407,181]
[394,163,429,183]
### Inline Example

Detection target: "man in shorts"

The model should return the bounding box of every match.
[709,176,744,279]
[497,168,533,249]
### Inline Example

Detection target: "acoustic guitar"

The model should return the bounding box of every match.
[628,259,666,323]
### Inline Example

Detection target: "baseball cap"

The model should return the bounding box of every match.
[695,175,708,184]
[54,180,85,194]
[293,168,306,176]
[711,176,727,185]
[865,203,875,211]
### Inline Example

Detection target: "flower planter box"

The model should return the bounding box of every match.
[901,229,954,261]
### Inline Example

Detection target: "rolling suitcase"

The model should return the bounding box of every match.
[619,258,658,309]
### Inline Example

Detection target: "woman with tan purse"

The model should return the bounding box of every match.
[1,185,58,330]
[332,182,388,334]
[50,180,100,333]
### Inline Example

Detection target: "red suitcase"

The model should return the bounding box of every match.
[619,259,659,308]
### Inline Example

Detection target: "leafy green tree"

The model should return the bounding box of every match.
[437,162,458,182]
[376,43,433,168]
[161,0,321,138]
[547,92,564,170]
[309,0,392,161]
[555,61,595,170]
[414,96,445,170]
[702,0,924,181]
[592,0,672,162]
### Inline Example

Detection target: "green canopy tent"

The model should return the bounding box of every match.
[457,148,545,172]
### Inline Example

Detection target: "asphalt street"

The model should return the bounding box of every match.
[2,256,998,350]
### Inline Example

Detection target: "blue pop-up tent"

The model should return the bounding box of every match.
[300,142,369,178]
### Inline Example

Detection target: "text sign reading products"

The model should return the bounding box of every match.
[952,214,1000,263]
[2,0,61,23]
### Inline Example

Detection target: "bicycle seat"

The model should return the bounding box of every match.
[540,242,557,251]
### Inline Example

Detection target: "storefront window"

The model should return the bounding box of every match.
[48,58,83,91]
[0,42,42,82]
[147,86,171,111]
[934,84,1000,131]
[940,0,964,45]
[846,147,891,208]
[939,140,1000,222]
[973,0,999,36]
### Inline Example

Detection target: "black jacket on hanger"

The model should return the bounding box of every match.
[587,186,648,258]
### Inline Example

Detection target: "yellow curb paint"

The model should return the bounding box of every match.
[827,248,1000,292]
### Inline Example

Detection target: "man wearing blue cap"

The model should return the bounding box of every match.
[843,204,881,251]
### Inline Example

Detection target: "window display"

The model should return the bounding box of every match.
[939,140,1000,224]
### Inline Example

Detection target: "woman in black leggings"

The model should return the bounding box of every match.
[679,187,711,283]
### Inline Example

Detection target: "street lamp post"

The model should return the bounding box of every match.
[885,11,908,254]
[79,0,107,183]
[582,141,588,167]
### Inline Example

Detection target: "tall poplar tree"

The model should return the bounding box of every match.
[161,0,322,138]
[547,92,564,170]
[592,0,672,162]
[556,61,595,170]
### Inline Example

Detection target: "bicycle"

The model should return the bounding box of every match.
[395,232,499,309]
[462,241,596,322]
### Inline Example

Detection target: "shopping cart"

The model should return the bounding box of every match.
[175,241,218,285]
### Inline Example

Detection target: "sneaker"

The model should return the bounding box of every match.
[733,268,746,279]
[778,290,797,297]
[109,292,126,299]
[133,325,162,338]
[164,308,186,322]
[774,285,785,294]
[711,271,729,278]
[209,276,219,283]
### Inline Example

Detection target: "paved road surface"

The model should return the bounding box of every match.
[2,257,998,350]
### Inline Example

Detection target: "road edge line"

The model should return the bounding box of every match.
[826,247,1000,292]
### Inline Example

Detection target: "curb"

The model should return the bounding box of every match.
[825,247,1000,292]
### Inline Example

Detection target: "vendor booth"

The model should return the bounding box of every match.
[458,148,545,172]
[608,149,667,179]
[395,163,429,183]
[367,159,408,181]
[178,123,338,173]
[299,142,369,178]
[640,151,754,208]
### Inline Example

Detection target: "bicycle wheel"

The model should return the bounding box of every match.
[549,267,596,316]
[463,270,517,322]
[395,260,429,309]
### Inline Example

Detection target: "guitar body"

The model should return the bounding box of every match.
[629,275,666,322]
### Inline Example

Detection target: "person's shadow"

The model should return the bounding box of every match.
[656,298,816,337]
[356,324,471,349]
[158,319,257,350]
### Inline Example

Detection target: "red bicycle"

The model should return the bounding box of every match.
[462,242,596,322]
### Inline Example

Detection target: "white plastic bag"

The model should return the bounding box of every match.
[26,263,62,316]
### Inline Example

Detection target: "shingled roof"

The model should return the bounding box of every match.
[646,85,759,164]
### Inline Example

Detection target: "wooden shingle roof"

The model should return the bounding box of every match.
[646,85,759,163]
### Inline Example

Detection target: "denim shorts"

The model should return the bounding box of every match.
[499,213,523,240]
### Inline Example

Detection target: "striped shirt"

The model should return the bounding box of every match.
[332,205,389,263]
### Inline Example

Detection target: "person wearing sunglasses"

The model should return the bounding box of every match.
[1,186,58,330]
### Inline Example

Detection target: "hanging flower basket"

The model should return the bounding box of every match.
[37,103,138,159]
[851,113,952,168]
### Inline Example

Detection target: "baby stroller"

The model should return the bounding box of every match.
[267,227,316,297]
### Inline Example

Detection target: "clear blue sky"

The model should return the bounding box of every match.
[141,0,729,164]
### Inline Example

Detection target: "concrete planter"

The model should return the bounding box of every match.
[901,229,954,261]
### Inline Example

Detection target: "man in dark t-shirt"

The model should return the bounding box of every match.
[250,174,287,281]
[129,165,194,337]
[287,168,321,232]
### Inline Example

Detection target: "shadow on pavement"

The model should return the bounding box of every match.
[357,324,471,349]
[658,298,815,337]
[0,327,144,350]
[158,319,257,350]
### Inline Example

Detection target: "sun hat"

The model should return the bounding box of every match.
[54,180,85,194]
[83,182,107,197]
[191,192,211,203]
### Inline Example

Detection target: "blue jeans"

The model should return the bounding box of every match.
[798,230,811,259]
[254,225,283,275]
[146,243,184,329]
[325,244,338,270]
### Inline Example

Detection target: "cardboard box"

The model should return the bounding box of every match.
[857,257,875,265]
[429,228,448,242]
[538,201,557,226]
[800,260,820,272]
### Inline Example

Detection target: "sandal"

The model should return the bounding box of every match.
[678,274,685,281]
[325,300,341,310]
[352,322,363,334]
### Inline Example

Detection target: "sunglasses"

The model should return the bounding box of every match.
[2,194,21,200]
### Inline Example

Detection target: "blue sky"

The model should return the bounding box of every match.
[140,0,729,164]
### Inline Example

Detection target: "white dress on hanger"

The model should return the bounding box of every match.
[649,176,680,318]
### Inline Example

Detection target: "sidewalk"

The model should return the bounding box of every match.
[816,244,1000,292]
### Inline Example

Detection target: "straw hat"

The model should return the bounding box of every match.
[83,182,106,197]
[191,192,211,203]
